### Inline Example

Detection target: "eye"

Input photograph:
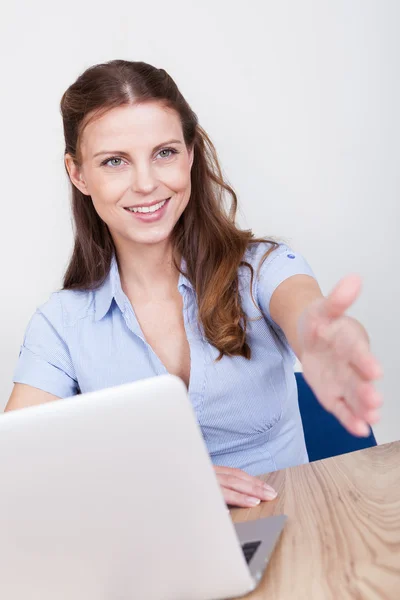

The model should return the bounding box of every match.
[101,156,125,168]
[157,147,178,159]
[101,148,179,168]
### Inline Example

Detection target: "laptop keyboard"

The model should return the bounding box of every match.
[241,540,261,564]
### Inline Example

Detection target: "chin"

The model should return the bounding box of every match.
[127,229,173,247]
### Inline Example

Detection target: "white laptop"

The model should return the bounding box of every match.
[0,374,286,600]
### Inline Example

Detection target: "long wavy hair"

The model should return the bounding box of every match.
[60,59,281,360]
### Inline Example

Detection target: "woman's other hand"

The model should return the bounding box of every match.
[213,465,277,508]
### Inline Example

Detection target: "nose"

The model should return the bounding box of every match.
[132,161,158,195]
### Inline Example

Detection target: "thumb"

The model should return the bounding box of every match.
[318,274,362,320]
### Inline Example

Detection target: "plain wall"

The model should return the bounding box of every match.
[1,0,399,444]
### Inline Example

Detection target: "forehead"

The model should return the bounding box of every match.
[80,102,183,156]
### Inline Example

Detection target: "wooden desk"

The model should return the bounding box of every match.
[230,441,400,600]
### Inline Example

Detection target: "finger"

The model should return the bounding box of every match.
[337,368,383,420]
[324,318,383,381]
[214,465,276,491]
[214,465,257,480]
[218,473,277,501]
[364,408,381,425]
[349,345,384,380]
[219,474,277,500]
[320,274,362,320]
[348,376,384,414]
[223,489,263,508]
[316,357,382,423]
[333,396,371,437]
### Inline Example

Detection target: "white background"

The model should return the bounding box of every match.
[1,1,399,444]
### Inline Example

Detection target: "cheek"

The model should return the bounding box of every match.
[89,182,121,224]
[94,176,125,200]
[89,177,125,218]
[164,162,192,194]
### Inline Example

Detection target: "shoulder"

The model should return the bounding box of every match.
[244,240,290,266]
[242,240,290,271]
[239,239,316,303]
[35,288,96,329]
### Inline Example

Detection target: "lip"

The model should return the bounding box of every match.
[124,197,171,222]
[124,197,171,209]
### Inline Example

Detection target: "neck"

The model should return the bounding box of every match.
[114,238,180,301]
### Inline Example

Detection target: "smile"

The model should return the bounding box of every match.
[125,198,170,214]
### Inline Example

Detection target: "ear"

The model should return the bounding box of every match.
[64,154,90,196]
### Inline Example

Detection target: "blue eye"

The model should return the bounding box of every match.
[157,148,178,159]
[102,157,124,167]
[101,147,179,168]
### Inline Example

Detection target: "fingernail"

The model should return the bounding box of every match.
[264,489,278,500]
[263,483,276,493]
[246,497,261,506]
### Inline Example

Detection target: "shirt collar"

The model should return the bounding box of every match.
[94,254,123,321]
[177,256,193,292]
[94,253,193,321]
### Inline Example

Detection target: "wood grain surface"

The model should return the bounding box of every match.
[230,441,400,600]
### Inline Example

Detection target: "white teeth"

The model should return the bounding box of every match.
[127,199,168,214]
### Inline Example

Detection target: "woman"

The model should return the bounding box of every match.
[6,60,383,508]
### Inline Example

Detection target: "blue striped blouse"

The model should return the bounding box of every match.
[13,242,316,476]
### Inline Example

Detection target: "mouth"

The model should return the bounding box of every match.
[124,197,171,215]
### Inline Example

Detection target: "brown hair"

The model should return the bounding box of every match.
[60,59,281,360]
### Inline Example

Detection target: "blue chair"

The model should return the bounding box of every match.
[295,372,377,462]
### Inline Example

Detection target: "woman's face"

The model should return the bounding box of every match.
[65,101,194,251]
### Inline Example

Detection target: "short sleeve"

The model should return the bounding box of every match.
[13,292,78,398]
[255,242,317,326]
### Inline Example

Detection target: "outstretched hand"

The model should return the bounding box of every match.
[297,274,383,437]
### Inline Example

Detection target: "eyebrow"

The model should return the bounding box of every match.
[92,139,183,159]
